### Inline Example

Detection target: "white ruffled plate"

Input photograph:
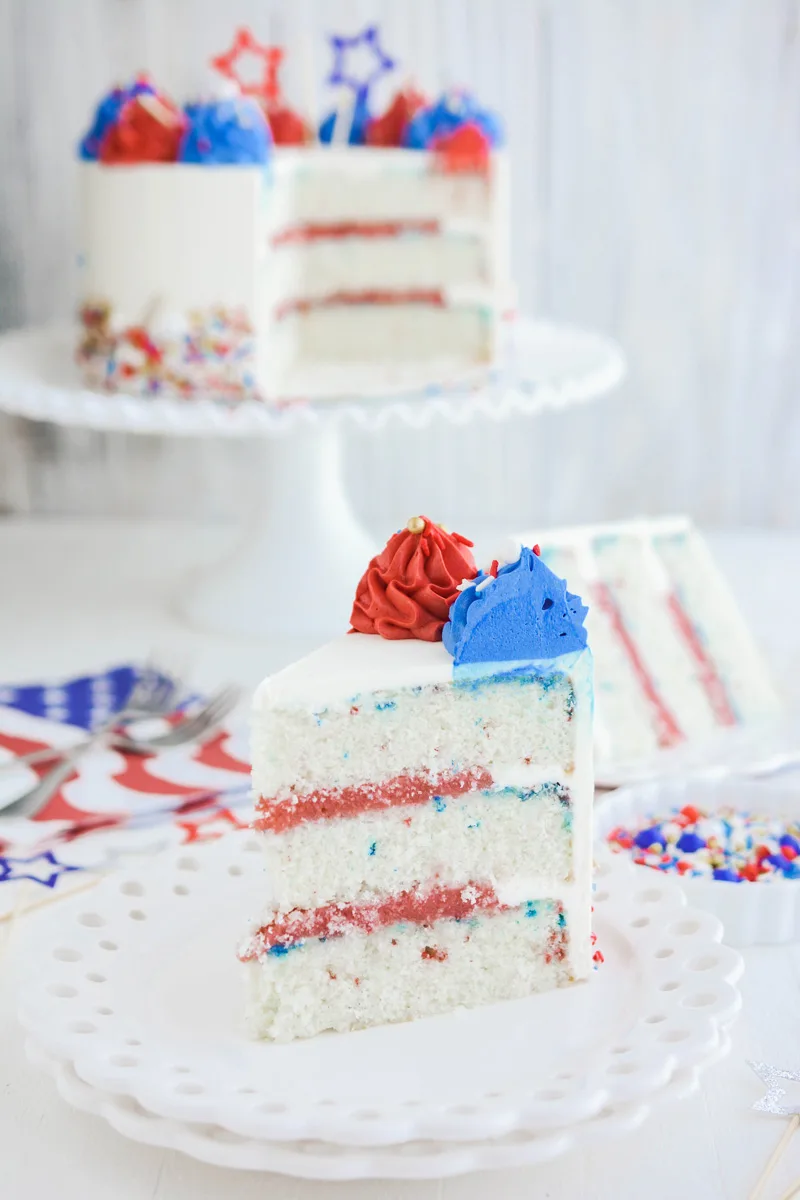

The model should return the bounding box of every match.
[24,1034,731,1180]
[16,830,742,1147]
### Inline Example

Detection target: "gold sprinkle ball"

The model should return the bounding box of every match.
[439,524,449,533]
[407,516,426,534]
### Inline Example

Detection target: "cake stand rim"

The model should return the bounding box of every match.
[0,318,626,439]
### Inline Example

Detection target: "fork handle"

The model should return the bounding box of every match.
[1,747,93,819]
[0,731,171,780]
[0,715,122,819]
[0,715,168,774]
[0,745,72,771]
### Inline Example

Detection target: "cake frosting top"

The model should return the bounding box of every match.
[443,545,588,666]
[78,24,503,162]
[350,517,477,642]
[351,521,588,668]
[79,77,155,161]
[98,91,187,165]
[404,90,504,152]
[180,94,272,165]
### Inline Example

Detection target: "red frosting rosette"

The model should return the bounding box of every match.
[350,517,477,642]
[432,122,491,173]
[366,88,427,147]
[266,105,313,146]
[100,91,186,164]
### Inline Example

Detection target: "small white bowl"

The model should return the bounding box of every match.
[595,774,800,947]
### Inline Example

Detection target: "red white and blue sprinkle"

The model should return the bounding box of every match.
[607,805,800,882]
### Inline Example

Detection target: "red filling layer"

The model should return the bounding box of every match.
[666,593,737,727]
[274,289,446,320]
[591,581,684,749]
[240,880,503,959]
[255,765,493,833]
[271,219,440,247]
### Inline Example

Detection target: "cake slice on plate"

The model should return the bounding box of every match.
[241,518,594,1040]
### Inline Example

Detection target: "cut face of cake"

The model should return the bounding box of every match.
[242,521,594,1041]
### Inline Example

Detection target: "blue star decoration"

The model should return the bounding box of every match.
[0,850,83,889]
[327,24,395,100]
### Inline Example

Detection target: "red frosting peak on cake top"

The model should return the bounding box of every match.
[350,517,477,642]
[266,105,313,146]
[432,121,491,173]
[366,87,427,147]
[99,92,186,164]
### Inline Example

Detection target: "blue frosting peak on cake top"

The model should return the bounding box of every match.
[78,77,154,161]
[402,88,504,150]
[442,546,588,667]
[179,95,272,164]
[318,93,373,145]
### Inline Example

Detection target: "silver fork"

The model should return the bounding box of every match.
[112,685,241,753]
[1,669,185,820]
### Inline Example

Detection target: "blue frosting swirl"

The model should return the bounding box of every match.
[319,94,372,145]
[78,78,154,161]
[403,89,504,151]
[442,547,588,667]
[179,96,272,165]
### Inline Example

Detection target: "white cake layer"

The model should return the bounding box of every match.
[244,900,583,1041]
[260,782,573,911]
[262,304,493,389]
[78,162,263,327]
[253,642,593,968]
[269,147,509,228]
[542,545,660,762]
[590,533,719,743]
[264,233,490,305]
[252,637,591,797]
[653,525,781,722]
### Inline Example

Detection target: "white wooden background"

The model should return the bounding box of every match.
[1,0,799,532]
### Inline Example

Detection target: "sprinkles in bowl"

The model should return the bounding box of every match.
[607,805,800,882]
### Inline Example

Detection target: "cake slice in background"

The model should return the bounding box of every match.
[241,518,594,1041]
[536,517,782,773]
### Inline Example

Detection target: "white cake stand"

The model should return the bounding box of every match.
[0,321,625,638]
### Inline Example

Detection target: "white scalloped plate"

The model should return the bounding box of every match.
[16,831,742,1147]
[0,320,625,436]
[24,1034,731,1180]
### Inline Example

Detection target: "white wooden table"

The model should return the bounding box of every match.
[1,517,799,1200]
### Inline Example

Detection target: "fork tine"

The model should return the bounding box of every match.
[177,687,239,733]
[122,666,181,718]
[151,686,242,746]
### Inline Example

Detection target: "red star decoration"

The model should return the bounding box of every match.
[176,806,248,845]
[210,28,284,107]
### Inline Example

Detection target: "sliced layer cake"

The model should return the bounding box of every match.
[241,519,594,1040]
[536,517,781,769]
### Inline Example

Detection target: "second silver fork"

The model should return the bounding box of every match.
[1,670,185,820]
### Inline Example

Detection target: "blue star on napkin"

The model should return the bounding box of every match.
[0,850,83,889]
